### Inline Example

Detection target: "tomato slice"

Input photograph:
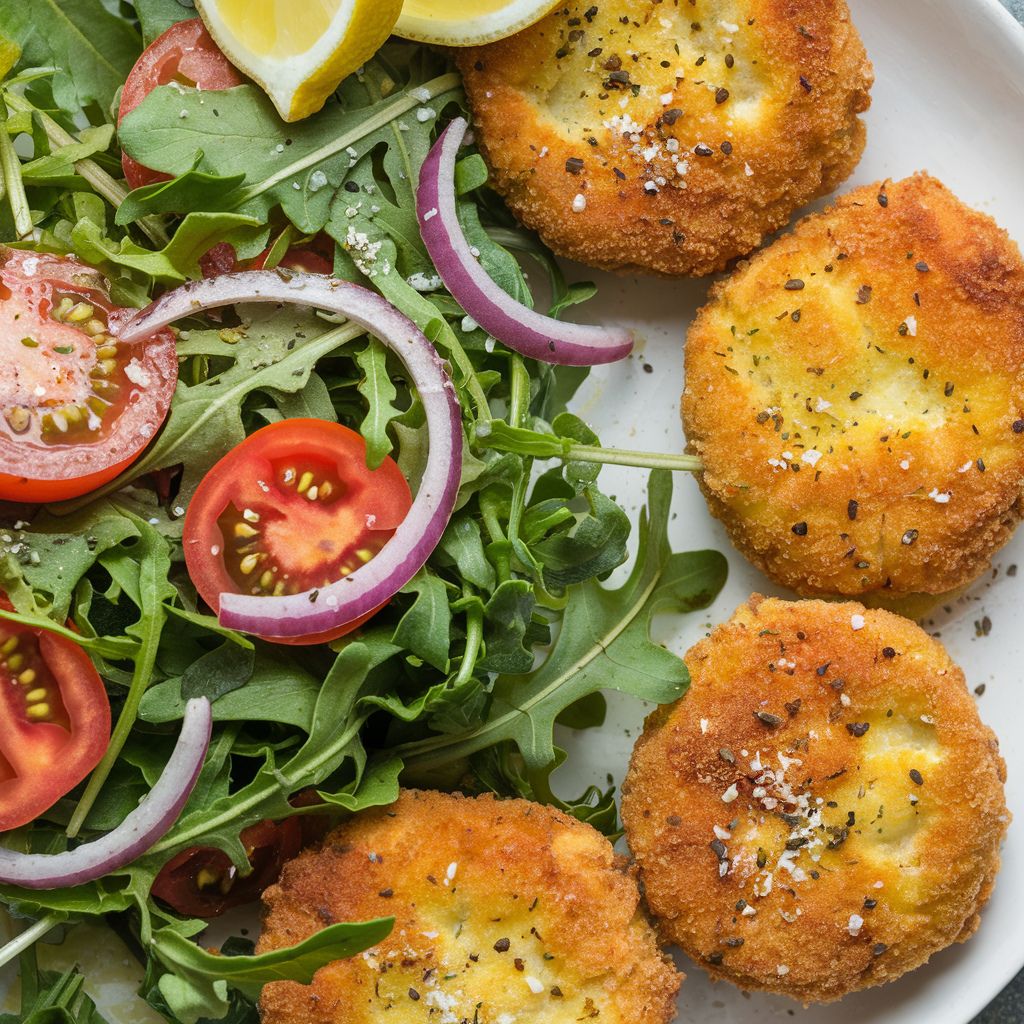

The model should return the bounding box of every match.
[183,419,412,645]
[151,817,302,918]
[118,18,242,190]
[200,234,335,280]
[0,249,177,503]
[0,600,110,831]
[251,234,335,276]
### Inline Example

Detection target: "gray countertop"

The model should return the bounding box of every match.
[972,7,1021,1019]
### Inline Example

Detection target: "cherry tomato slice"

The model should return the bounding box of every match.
[0,600,110,831]
[151,817,302,918]
[118,18,242,190]
[183,419,412,645]
[200,234,335,280]
[0,249,177,503]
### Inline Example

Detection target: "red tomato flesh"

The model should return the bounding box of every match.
[183,419,412,645]
[0,602,111,831]
[0,249,177,503]
[118,18,242,190]
[151,817,302,918]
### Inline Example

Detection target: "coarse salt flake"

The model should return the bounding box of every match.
[802,450,822,467]
[929,489,951,504]
[572,193,587,213]
[847,914,864,936]
[851,614,865,631]
[525,976,544,994]
[905,314,918,336]
[722,783,739,803]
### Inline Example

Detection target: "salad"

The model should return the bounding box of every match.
[0,3,725,1022]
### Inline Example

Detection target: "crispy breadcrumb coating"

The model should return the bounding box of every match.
[622,596,1009,1003]
[258,790,681,1023]
[683,173,1024,602]
[457,0,872,276]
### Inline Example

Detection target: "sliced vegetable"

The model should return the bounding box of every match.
[151,817,301,917]
[0,248,177,503]
[115,271,462,639]
[183,419,412,645]
[0,603,110,832]
[0,697,211,889]
[417,117,634,366]
[118,18,242,190]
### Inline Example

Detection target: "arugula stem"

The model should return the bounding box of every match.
[3,92,169,247]
[0,97,32,239]
[454,598,483,686]
[560,444,703,473]
[66,607,165,837]
[231,73,460,209]
[479,494,511,582]
[0,911,65,970]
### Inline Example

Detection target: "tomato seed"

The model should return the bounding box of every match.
[66,302,94,323]
[25,703,49,720]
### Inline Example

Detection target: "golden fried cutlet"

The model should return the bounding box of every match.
[457,0,872,276]
[621,595,1009,1003]
[258,790,681,1024]
[683,173,1024,603]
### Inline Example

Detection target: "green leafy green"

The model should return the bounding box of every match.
[0,0,141,116]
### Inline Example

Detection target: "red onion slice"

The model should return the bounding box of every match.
[0,697,211,889]
[417,117,634,366]
[115,271,463,638]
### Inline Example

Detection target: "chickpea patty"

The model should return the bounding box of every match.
[258,790,681,1024]
[621,596,1008,1003]
[456,0,872,276]
[683,173,1024,601]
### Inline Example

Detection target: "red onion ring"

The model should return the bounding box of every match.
[0,697,211,889]
[417,116,634,366]
[115,271,463,638]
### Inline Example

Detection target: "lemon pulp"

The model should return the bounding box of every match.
[214,0,340,58]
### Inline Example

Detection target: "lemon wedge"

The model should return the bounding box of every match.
[395,0,561,46]
[195,0,403,122]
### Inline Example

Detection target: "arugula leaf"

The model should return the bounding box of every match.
[130,0,196,46]
[0,0,141,117]
[180,642,256,701]
[399,472,728,772]
[140,650,322,729]
[391,568,451,672]
[118,69,460,232]
[0,956,111,1024]
[152,918,393,1023]
[354,337,400,467]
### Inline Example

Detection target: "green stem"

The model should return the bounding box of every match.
[0,912,65,970]
[562,444,703,473]
[0,97,32,239]
[231,73,460,209]
[3,93,169,248]
[454,599,483,686]
[66,607,165,837]
[508,355,530,427]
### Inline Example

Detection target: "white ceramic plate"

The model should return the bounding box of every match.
[5,1,1024,1021]
[556,2,1024,1021]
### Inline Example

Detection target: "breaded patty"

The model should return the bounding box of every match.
[258,790,681,1023]
[683,173,1024,602]
[456,0,872,276]
[621,596,1009,1003]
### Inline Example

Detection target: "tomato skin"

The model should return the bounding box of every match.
[200,234,335,280]
[118,19,242,190]
[182,419,412,645]
[0,600,110,831]
[151,817,302,918]
[0,249,177,503]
